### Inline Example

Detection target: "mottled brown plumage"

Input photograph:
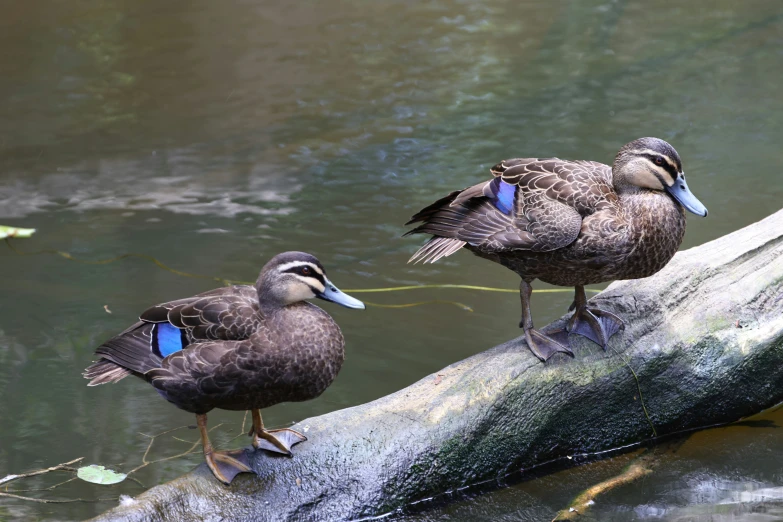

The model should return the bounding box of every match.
[84,251,364,484]
[145,301,345,414]
[406,138,708,361]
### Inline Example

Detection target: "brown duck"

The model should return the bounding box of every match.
[84,251,364,484]
[405,137,708,361]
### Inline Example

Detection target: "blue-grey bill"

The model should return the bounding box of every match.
[666,175,708,217]
[317,278,365,309]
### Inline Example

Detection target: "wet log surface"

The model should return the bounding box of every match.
[92,210,783,521]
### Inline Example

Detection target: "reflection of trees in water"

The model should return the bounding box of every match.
[389,0,783,239]
[3,1,780,220]
[1,2,137,154]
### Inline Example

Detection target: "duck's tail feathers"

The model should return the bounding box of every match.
[404,182,494,264]
[84,322,165,386]
[404,190,463,227]
[83,359,133,386]
[408,237,467,264]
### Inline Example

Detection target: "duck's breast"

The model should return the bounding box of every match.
[616,193,686,279]
[149,302,347,413]
[559,192,686,282]
[267,303,346,401]
[221,303,345,410]
[493,192,686,286]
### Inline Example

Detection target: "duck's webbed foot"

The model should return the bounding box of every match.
[251,428,307,455]
[205,449,253,485]
[197,413,254,485]
[249,409,307,456]
[519,279,574,362]
[524,327,574,362]
[567,286,624,349]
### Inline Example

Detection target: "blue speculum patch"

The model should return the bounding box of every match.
[155,322,184,357]
[493,179,516,214]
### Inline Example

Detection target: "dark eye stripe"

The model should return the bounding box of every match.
[642,154,678,180]
[283,265,326,285]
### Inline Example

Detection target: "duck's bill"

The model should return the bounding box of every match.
[666,176,708,217]
[316,278,365,309]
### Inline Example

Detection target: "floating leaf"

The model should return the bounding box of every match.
[77,465,127,485]
[0,226,36,239]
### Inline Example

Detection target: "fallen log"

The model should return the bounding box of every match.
[91,209,783,522]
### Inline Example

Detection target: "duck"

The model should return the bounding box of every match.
[83,251,365,484]
[405,137,708,362]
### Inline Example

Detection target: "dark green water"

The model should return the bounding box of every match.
[1,1,782,520]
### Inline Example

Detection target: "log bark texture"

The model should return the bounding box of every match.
[92,210,783,522]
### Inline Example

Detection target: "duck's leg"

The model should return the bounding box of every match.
[197,413,253,485]
[519,280,574,362]
[248,408,307,456]
[566,285,624,349]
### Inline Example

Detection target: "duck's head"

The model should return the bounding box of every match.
[256,251,365,311]
[612,137,708,217]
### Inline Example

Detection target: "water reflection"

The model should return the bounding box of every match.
[0,147,299,218]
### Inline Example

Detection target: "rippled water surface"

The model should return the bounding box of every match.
[2,1,783,520]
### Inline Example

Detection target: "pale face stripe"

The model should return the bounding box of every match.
[628,148,679,172]
[293,274,326,293]
[649,165,675,186]
[276,260,325,276]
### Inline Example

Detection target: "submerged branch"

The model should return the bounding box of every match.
[0,458,111,504]
[552,451,656,521]
[0,458,83,487]
[0,490,116,504]
[0,422,239,505]
[126,423,225,477]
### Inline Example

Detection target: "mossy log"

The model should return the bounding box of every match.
[92,210,783,522]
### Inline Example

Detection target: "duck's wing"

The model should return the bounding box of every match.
[144,333,283,408]
[140,287,262,341]
[406,158,615,263]
[490,158,616,215]
[84,287,262,385]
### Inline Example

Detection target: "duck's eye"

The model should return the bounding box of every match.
[654,157,664,166]
[301,266,312,276]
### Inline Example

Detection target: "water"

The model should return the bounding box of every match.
[1,1,782,520]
